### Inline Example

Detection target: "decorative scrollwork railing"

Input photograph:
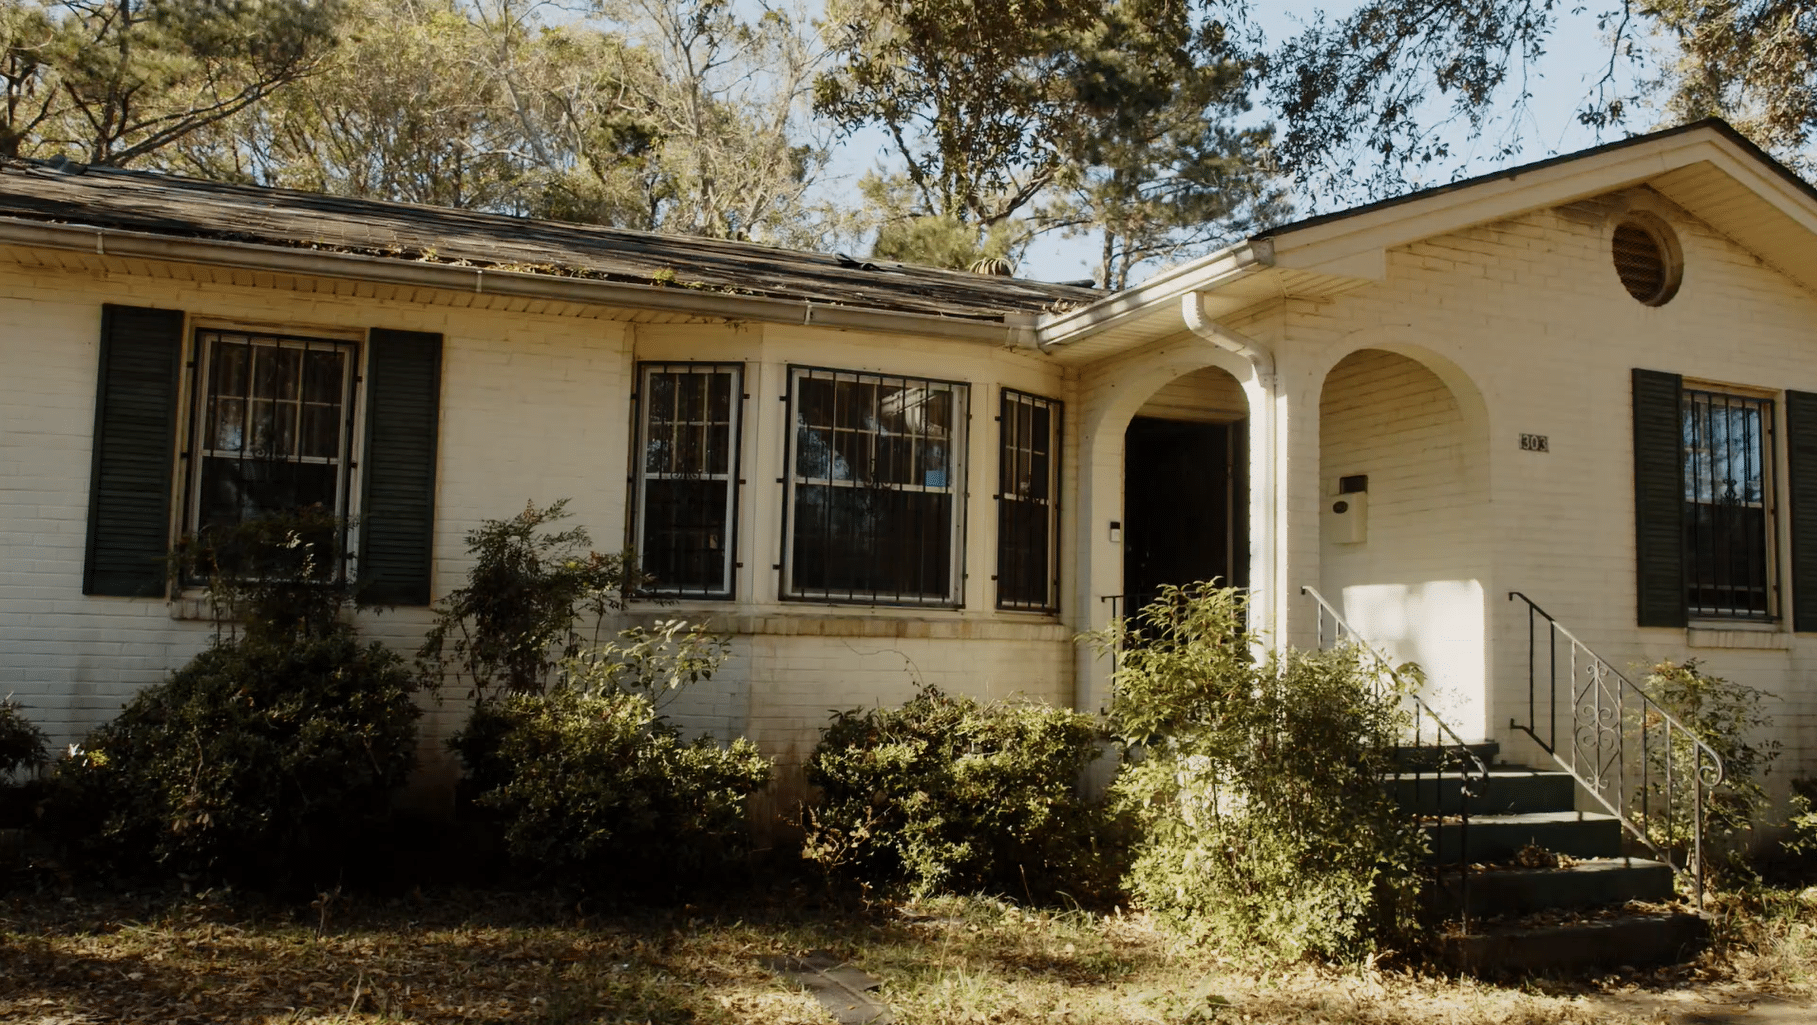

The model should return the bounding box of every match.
[1508,592,1725,910]
[1303,586,1489,924]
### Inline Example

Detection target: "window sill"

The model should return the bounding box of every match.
[612,609,1071,643]
[1686,627,1791,650]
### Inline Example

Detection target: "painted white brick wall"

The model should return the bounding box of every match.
[1282,186,1817,799]
[0,259,1079,816]
[1319,349,1490,738]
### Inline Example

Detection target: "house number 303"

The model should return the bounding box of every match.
[1520,433,1549,452]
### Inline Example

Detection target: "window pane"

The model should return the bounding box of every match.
[997,391,1060,610]
[1681,389,1773,619]
[636,365,740,596]
[787,368,967,603]
[197,457,337,530]
[190,331,354,537]
[642,479,730,591]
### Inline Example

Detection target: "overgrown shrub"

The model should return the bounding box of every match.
[1096,583,1426,962]
[1640,658,1780,866]
[419,500,644,698]
[0,699,47,778]
[45,513,420,884]
[435,505,767,885]
[449,637,769,884]
[802,686,1116,902]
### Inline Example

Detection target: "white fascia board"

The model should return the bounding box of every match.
[0,217,1034,345]
[1032,240,1274,351]
[1263,131,1761,270]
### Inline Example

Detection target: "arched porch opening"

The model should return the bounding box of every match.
[1317,347,1492,740]
[1122,366,1250,612]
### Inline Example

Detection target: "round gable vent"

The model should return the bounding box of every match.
[1611,218,1681,305]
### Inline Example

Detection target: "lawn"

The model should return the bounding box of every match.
[3,882,1814,1024]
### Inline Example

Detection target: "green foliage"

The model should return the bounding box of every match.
[449,645,768,883]
[1094,583,1426,962]
[2,0,341,165]
[802,686,1116,902]
[419,500,640,698]
[169,505,364,644]
[1786,778,1817,861]
[46,512,419,884]
[817,0,1278,283]
[1640,658,1780,861]
[0,698,48,778]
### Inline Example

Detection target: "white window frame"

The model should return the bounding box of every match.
[632,362,744,599]
[782,365,969,607]
[183,328,361,539]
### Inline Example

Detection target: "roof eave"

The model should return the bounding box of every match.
[1031,239,1276,351]
[0,216,1041,344]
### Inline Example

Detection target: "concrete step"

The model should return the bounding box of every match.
[1426,858,1677,917]
[1390,768,1578,816]
[1440,909,1708,974]
[1425,811,1625,864]
[1392,741,1499,773]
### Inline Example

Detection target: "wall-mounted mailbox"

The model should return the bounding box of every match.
[1324,476,1368,544]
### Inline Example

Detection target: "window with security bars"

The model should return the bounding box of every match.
[187,330,357,536]
[997,390,1060,611]
[634,363,742,597]
[785,367,967,605]
[1682,388,1777,619]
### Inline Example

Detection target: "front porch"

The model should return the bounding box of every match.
[1065,303,1497,747]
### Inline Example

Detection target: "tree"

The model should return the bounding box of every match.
[3,0,341,166]
[1265,1,1817,201]
[814,0,1277,281]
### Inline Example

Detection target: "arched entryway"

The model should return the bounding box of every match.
[1122,366,1249,611]
[1317,346,1492,739]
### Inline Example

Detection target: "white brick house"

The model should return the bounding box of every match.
[5,119,1817,813]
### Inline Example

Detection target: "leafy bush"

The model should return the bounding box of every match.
[1640,658,1780,862]
[802,686,1116,902]
[1096,583,1426,962]
[47,513,420,885]
[0,699,47,778]
[419,500,643,698]
[449,640,769,883]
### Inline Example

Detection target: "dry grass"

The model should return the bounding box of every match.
[0,883,1810,1024]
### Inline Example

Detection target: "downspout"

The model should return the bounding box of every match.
[1181,292,1281,647]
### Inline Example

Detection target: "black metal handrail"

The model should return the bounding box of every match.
[1303,586,1487,926]
[1508,591,1725,910]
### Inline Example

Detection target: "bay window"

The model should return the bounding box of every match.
[633,363,743,597]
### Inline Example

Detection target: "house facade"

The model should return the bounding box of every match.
[4,119,1817,814]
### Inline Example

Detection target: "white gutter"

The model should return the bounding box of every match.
[1031,238,1274,352]
[1181,291,1282,649]
[0,218,1034,344]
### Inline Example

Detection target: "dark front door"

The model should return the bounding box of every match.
[1122,416,1246,614]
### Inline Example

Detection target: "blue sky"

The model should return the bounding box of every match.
[808,2,1665,283]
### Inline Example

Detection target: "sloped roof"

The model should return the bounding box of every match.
[1035,118,1817,360]
[0,158,1098,321]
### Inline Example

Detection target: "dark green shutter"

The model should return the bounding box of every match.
[83,304,183,597]
[360,329,442,605]
[1786,391,1817,631]
[1633,368,1686,627]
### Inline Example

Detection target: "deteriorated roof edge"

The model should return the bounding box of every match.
[0,157,1101,322]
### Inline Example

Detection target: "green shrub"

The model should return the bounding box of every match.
[419,500,642,698]
[1096,583,1426,962]
[802,686,1115,902]
[1640,658,1780,866]
[450,660,770,883]
[0,699,48,778]
[46,513,420,885]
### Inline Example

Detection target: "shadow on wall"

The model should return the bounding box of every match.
[1338,580,1488,742]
